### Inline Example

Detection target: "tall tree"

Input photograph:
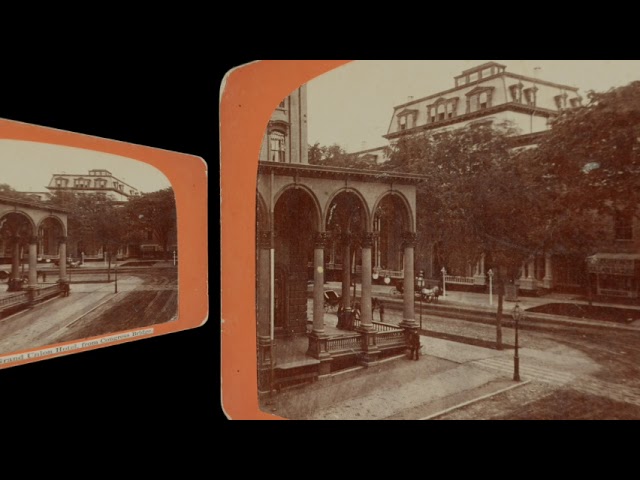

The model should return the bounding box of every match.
[0,184,29,200]
[307,142,380,169]
[49,191,128,258]
[383,122,543,349]
[525,81,640,237]
[124,188,177,260]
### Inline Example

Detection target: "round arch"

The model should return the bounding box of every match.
[323,187,372,233]
[370,190,415,233]
[0,210,37,237]
[36,214,67,238]
[273,183,323,232]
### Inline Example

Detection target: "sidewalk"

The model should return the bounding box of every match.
[264,331,598,420]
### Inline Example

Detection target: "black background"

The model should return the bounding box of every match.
[0,52,221,428]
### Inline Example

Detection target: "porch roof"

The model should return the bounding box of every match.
[587,253,640,275]
[258,161,425,185]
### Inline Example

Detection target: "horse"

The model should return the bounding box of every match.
[421,286,441,303]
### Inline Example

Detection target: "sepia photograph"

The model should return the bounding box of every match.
[0,140,178,362]
[249,60,640,420]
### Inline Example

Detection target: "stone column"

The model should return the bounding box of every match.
[25,236,38,304]
[543,253,554,289]
[59,236,67,282]
[8,236,21,292]
[307,232,332,374]
[527,258,535,279]
[356,232,380,366]
[400,232,417,329]
[11,236,20,280]
[359,232,375,330]
[257,231,273,393]
[338,233,351,330]
[474,252,487,286]
[520,257,536,291]
[312,232,330,334]
[28,236,38,288]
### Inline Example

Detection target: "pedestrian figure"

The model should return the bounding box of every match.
[62,282,70,297]
[337,303,345,329]
[43,271,47,283]
[408,330,420,360]
[379,302,385,323]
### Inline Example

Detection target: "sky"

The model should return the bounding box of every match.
[0,140,172,193]
[307,60,640,153]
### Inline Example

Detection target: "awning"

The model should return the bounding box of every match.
[586,253,640,275]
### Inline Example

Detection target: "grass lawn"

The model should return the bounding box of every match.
[526,303,640,324]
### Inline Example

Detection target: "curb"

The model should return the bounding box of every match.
[419,380,532,420]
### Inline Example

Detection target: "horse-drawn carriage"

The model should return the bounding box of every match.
[392,280,441,303]
[323,290,342,312]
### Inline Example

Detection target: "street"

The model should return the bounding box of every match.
[388,304,640,419]
[267,300,640,420]
[0,267,178,356]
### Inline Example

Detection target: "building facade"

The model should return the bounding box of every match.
[349,62,582,164]
[46,169,141,203]
[586,211,640,299]
[385,62,581,142]
[259,87,308,165]
[349,62,598,295]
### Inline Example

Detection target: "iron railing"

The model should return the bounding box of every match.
[326,334,363,352]
[445,275,475,285]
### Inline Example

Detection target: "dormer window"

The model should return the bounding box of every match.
[479,92,488,109]
[509,83,523,103]
[446,102,454,119]
[466,86,494,113]
[524,87,538,106]
[427,98,457,124]
[397,109,417,131]
[554,93,568,110]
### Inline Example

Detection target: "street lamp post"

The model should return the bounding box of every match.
[511,302,524,382]
[586,256,597,307]
[114,262,118,293]
[488,268,494,307]
[173,250,177,267]
[416,270,425,330]
[441,267,447,297]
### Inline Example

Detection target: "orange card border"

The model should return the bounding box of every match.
[0,117,209,368]
[220,60,352,420]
